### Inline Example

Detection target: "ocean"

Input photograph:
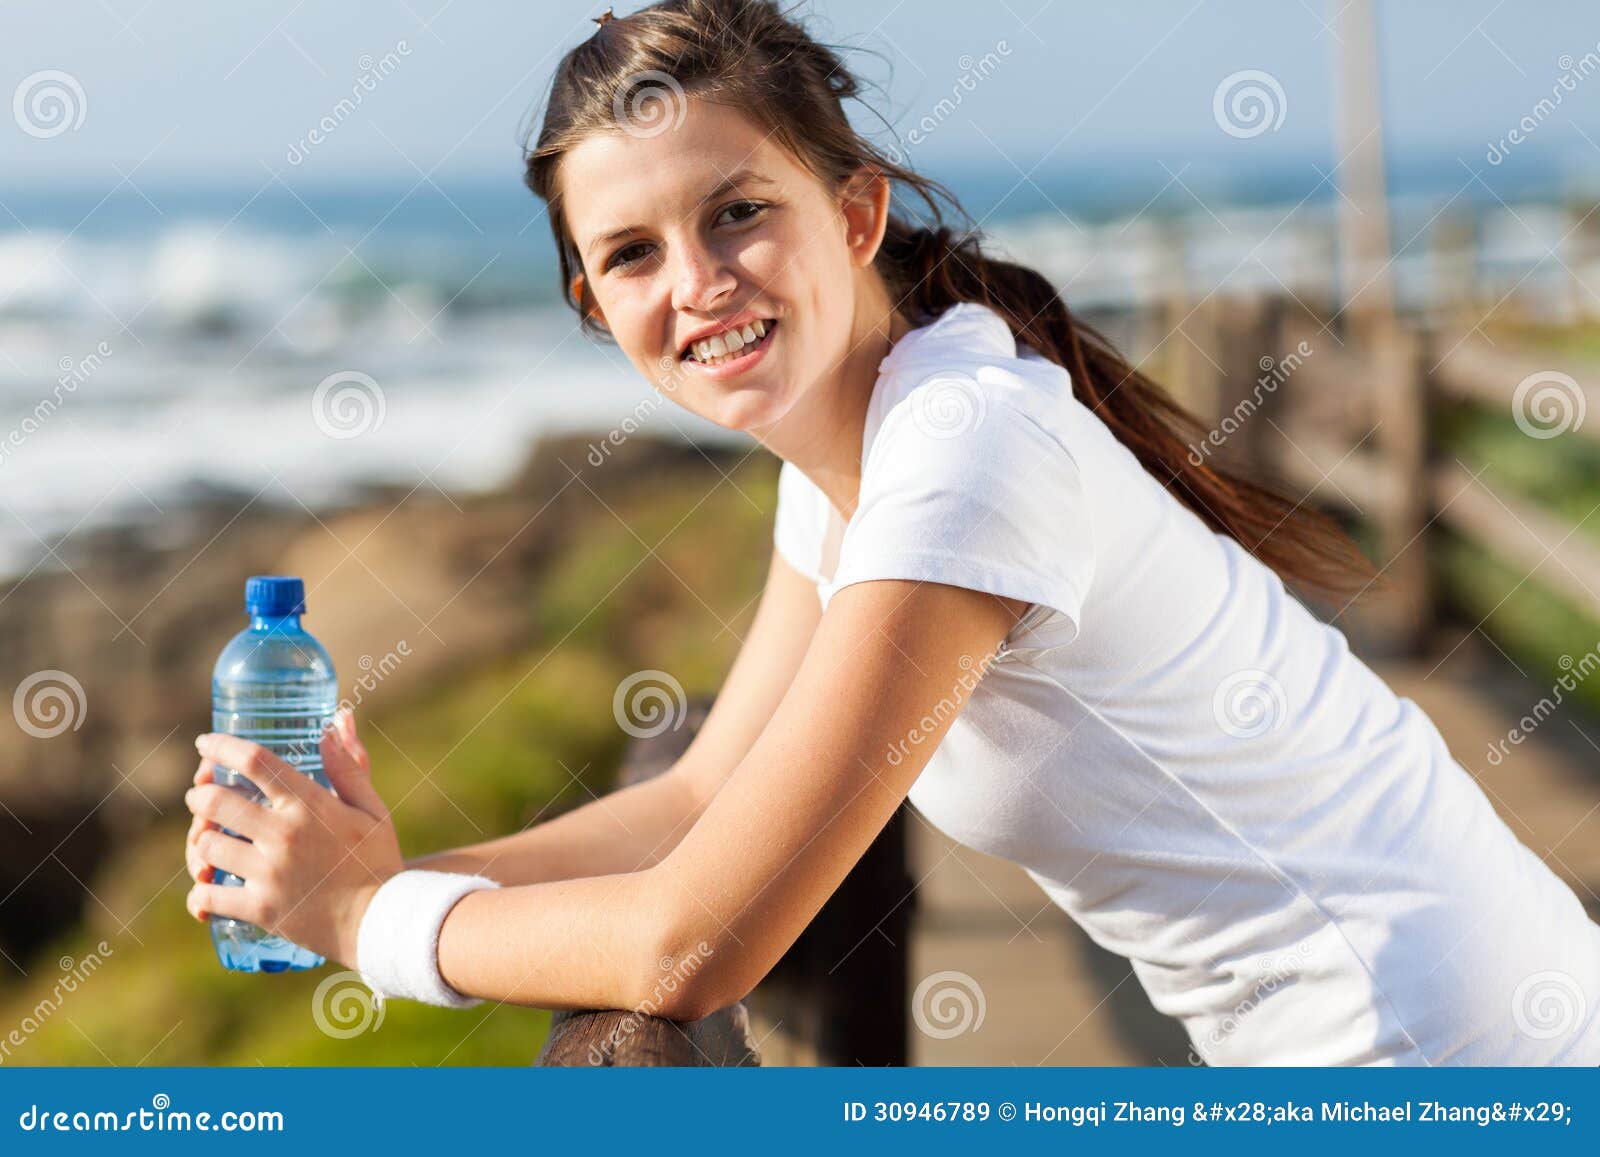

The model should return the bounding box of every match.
[0,160,1593,581]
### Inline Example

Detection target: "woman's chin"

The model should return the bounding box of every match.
[698,383,793,434]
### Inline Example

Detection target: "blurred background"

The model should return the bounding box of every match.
[0,0,1597,1066]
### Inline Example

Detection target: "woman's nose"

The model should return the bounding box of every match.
[669,242,737,313]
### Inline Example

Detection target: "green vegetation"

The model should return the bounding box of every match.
[0,451,778,1066]
[1437,403,1600,537]
[1432,395,1600,715]
[1477,317,1600,363]
[1436,533,1600,716]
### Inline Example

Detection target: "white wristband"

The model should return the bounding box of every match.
[356,869,500,1010]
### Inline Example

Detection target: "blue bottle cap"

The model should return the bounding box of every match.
[244,575,307,617]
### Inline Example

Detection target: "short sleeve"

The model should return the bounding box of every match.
[772,458,828,584]
[827,396,1095,643]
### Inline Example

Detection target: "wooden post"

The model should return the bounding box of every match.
[1332,0,1397,341]
[1206,295,1281,476]
[1368,323,1432,655]
[747,805,914,1066]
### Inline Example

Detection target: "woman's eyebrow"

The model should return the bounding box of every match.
[583,170,778,259]
[700,169,778,203]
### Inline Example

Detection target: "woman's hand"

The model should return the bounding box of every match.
[183,707,403,969]
[183,760,219,886]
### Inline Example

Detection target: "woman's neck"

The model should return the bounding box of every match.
[754,295,914,522]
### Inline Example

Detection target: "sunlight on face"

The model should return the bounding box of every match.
[559,99,869,434]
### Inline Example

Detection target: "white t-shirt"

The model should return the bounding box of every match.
[773,300,1600,1065]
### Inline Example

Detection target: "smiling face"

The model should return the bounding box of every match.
[557,98,892,436]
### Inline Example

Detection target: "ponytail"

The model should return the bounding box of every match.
[876,220,1379,602]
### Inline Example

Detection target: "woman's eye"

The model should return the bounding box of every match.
[602,204,765,272]
[716,200,766,226]
[606,242,653,272]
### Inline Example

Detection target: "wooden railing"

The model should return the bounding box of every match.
[537,1002,761,1066]
[536,698,916,1067]
[1425,333,1600,625]
[1189,298,1599,651]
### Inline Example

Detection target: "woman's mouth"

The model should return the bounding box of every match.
[680,318,777,376]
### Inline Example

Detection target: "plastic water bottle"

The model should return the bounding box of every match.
[209,575,338,973]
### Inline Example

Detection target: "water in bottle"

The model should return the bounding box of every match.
[209,575,338,973]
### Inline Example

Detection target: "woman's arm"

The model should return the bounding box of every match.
[401,547,824,885]
[433,577,1025,1017]
[400,772,698,882]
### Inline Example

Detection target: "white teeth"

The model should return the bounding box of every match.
[685,320,775,365]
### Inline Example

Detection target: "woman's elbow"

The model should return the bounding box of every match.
[632,864,785,1021]
[632,922,739,1022]
[633,894,748,1022]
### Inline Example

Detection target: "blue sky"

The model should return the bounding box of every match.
[3,0,1599,196]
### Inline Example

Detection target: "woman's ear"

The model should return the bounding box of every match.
[839,166,891,268]
[571,271,609,330]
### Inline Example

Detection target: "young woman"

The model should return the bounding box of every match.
[183,0,1600,1065]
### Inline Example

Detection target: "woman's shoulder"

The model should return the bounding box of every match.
[878,301,1062,389]
[825,299,1098,638]
[865,300,1080,466]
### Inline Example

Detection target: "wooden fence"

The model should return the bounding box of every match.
[1178,296,1599,653]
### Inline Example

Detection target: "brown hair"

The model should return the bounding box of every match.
[524,0,1378,601]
